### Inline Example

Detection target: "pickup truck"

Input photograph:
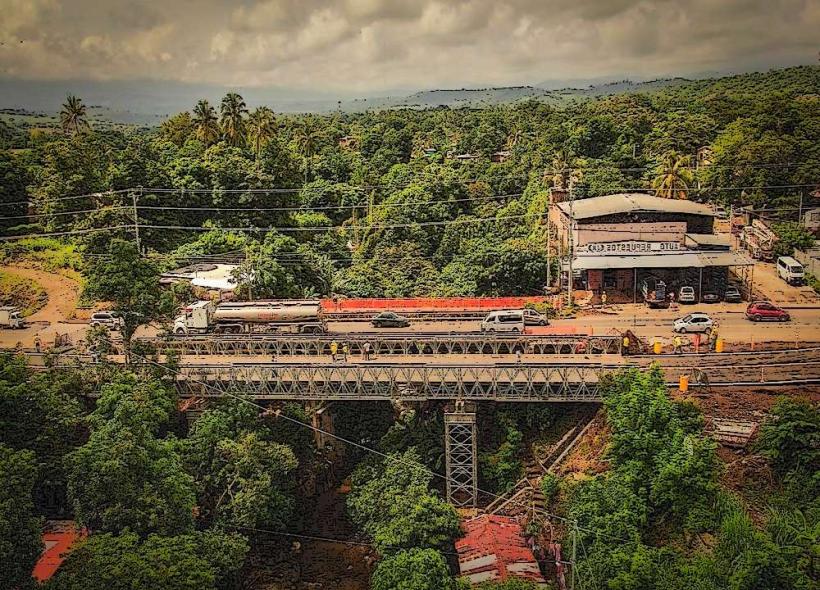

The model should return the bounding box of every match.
[0,306,25,329]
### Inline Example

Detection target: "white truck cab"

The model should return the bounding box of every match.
[174,300,213,335]
[0,306,24,329]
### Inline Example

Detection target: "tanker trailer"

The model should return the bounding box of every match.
[174,300,326,335]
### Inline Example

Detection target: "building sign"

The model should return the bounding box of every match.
[577,241,681,255]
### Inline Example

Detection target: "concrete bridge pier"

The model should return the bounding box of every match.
[445,401,478,508]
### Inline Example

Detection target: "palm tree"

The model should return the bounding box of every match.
[652,152,694,199]
[549,149,577,189]
[247,106,276,159]
[219,92,248,147]
[192,99,220,146]
[295,117,321,184]
[60,95,90,135]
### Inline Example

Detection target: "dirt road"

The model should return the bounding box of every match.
[0,266,85,347]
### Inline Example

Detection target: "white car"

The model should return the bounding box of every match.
[89,311,124,331]
[678,286,696,304]
[673,313,713,334]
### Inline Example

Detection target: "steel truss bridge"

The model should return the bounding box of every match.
[173,361,611,401]
[129,333,624,357]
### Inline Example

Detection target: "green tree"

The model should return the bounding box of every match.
[0,150,30,234]
[158,112,195,147]
[756,397,819,477]
[247,106,277,160]
[772,222,815,258]
[295,116,322,183]
[65,374,195,536]
[192,99,221,147]
[219,92,248,147]
[83,239,174,361]
[0,445,43,590]
[47,530,249,590]
[181,400,298,529]
[0,353,83,515]
[59,95,90,135]
[652,152,694,200]
[371,548,456,590]
[347,449,460,554]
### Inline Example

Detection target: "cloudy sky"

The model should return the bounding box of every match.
[0,0,817,93]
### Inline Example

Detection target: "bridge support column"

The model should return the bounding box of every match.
[444,402,478,508]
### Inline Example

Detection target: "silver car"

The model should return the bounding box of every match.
[89,312,124,331]
[673,313,713,334]
[678,286,696,304]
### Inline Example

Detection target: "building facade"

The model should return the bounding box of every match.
[548,192,753,303]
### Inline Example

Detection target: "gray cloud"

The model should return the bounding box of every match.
[0,0,816,92]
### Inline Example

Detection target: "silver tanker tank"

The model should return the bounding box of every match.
[211,300,323,324]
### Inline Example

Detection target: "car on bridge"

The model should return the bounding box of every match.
[371,311,410,328]
[673,312,714,334]
[745,301,790,322]
[523,308,549,326]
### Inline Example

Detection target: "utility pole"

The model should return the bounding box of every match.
[132,187,142,255]
[569,520,578,590]
[798,191,804,222]
[566,172,575,307]
[546,211,552,288]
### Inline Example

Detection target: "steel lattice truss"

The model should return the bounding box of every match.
[445,411,478,507]
[173,362,615,401]
[130,334,623,357]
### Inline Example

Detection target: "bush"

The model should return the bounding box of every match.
[540,473,560,504]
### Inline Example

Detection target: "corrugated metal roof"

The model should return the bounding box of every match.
[684,233,730,247]
[569,250,753,271]
[556,193,714,220]
[456,515,547,586]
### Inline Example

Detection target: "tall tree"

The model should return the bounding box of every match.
[219,92,248,147]
[192,99,221,147]
[83,240,174,361]
[294,116,321,184]
[247,106,276,160]
[65,374,195,537]
[0,444,43,590]
[370,548,455,590]
[652,152,694,199]
[47,531,249,590]
[59,95,90,136]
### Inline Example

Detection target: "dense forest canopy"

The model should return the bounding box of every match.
[1,65,818,299]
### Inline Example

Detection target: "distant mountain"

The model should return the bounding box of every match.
[1,65,815,125]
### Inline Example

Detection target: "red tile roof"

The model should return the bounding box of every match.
[32,521,85,582]
[456,515,547,586]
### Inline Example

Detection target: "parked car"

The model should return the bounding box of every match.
[745,301,790,322]
[371,311,410,328]
[480,310,525,333]
[89,311,124,330]
[776,256,804,286]
[523,308,549,326]
[673,312,714,333]
[678,286,696,304]
[724,286,742,303]
[701,291,721,304]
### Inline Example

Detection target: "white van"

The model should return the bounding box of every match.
[776,256,804,285]
[480,310,525,333]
